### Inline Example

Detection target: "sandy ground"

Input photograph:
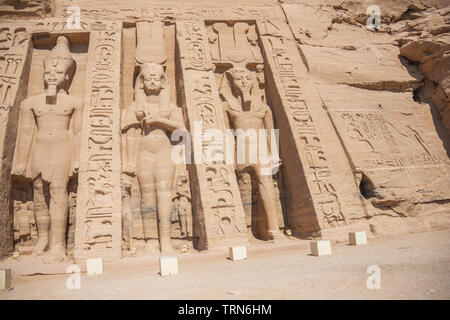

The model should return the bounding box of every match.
[0,229,449,300]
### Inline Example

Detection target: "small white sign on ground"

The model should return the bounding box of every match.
[310,240,332,256]
[159,256,178,276]
[349,231,367,245]
[229,246,247,261]
[86,258,103,276]
[0,269,12,290]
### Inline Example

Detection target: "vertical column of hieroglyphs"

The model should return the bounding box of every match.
[176,20,248,249]
[0,25,31,259]
[257,20,345,235]
[74,21,123,261]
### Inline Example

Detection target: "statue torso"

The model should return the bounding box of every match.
[32,93,74,142]
[26,93,76,180]
[227,102,267,132]
[139,102,174,153]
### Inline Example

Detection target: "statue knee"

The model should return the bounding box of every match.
[49,180,68,198]
[33,179,43,191]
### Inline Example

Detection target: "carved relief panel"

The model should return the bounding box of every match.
[74,21,123,262]
[120,20,194,255]
[176,20,249,249]
[206,21,287,240]
[0,24,32,259]
[256,20,351,234]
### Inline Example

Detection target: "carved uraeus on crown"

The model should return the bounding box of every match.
[74,21,122,262]
[176,20,248,249]
[57,4,285,22]
[256,20,345,233]
[0,23,31,259]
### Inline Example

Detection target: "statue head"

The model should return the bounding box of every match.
[177,172,188,186]
[136,63,166,96]
[225,66,255,105]
[43,36,75,96]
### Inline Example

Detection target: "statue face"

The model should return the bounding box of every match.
[230,69,254,97]
[43,59,68,89]
[142,70,163,94]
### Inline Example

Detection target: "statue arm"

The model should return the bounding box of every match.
[124,129,139,176]
[263,104,275,155]
[72,97,84,173]
[11,99,35,177]
[122,104,140,176]
[150,105,185,132]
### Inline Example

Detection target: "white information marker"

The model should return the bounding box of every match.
[0,269,13,290]
[228,246,247,261]
[159,256,178,276]
[349,231,367,245]
[310,240,332,256]
[86,258,103,276]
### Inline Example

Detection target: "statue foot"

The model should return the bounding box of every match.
[144,242,160,254]
[32,237,49,256]
[268,229,286,242]
[160,243,177,255]
[44,247,69,263]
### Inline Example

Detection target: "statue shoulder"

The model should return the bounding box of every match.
[73,96,84,108]
[127,100,137,112]
[21,94,41,109]
[170,102,180,111]
[262,102,273,115]
[222,100,232,112]
[169,103,183,116]
[122,101,140,131]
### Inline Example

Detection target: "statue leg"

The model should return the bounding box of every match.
[236,170,253,229]
[254,166,283,240]
[155,155,176,253]
[47,177,69,262]
[139,177,157,241]
[32,177,50,255]
[179,198,187,238]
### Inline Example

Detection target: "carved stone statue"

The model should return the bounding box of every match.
[172,170,192,239]
[220,66,283,241]
[11,36,83,262]
[122,63,185,253]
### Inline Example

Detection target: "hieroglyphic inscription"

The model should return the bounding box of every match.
[0,26,30,146]
[0,24,31,258]
[74,21,122,261]
[176,20,248,248]
[57,4,284,22]
[257,20,344,228]
[33,19,90,33]
[334,111,445,170]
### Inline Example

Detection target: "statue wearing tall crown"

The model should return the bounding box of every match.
[122,62,185,254]
[11,36,84,262]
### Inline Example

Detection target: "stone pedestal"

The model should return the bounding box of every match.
[159,256,178,276]
[349,231,367,246]
[310,240,332,256]
[229,246,247,261]
[86,258,103,276]
[0,268,13,290]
